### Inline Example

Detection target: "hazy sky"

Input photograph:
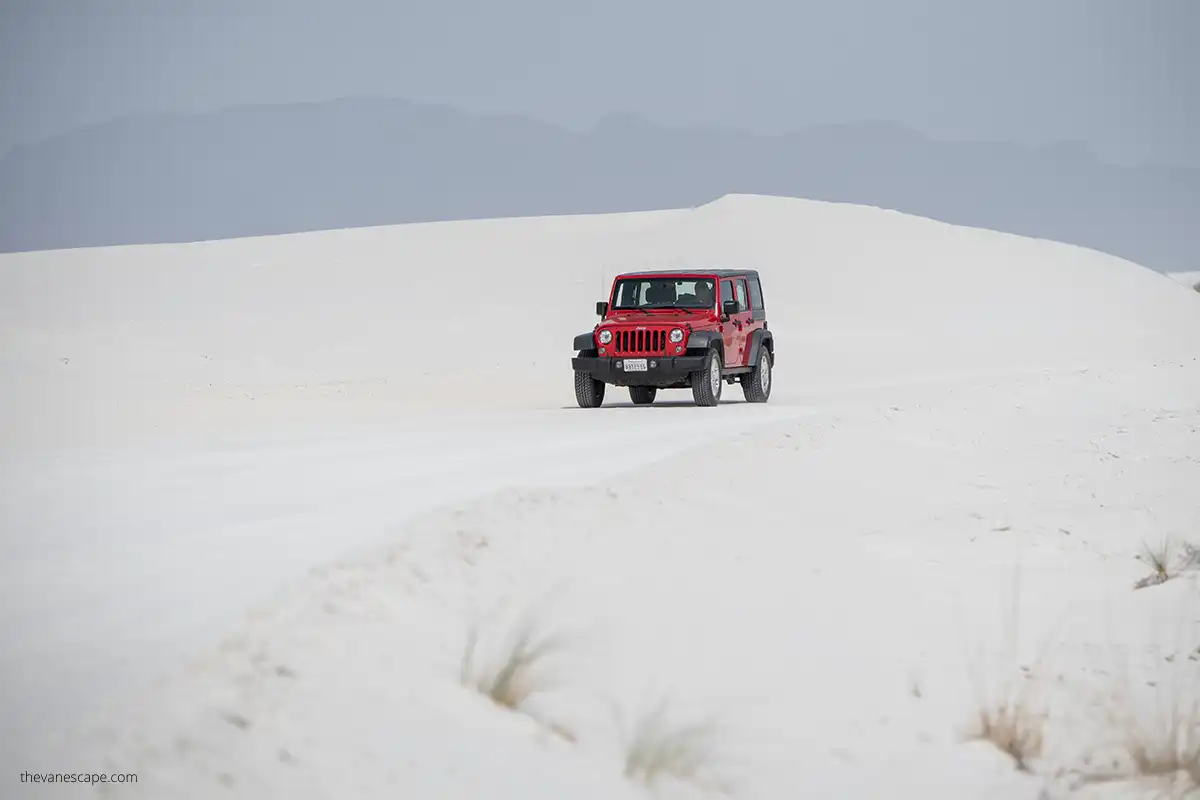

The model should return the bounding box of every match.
[2,0,1196,167]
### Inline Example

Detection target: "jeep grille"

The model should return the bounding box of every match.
[611,328,669,355]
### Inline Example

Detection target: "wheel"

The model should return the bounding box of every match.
[574,370,605,408]
[690,349,723,407]
[629,386,657,405]
[740,346,772,403]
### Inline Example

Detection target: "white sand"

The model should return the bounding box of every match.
[2,194,1198,799]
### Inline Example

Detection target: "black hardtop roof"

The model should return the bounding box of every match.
[614,269,760,279]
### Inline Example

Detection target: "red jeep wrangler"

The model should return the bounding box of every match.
[571,270,774,407]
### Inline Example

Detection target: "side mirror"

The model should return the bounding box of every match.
[722,299,738,318]
[596,301,609,317]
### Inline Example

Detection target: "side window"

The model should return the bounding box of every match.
[734,280,748,312]
[720,280,734,307]
[748,277,763,311]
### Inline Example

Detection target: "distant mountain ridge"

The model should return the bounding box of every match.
[1,96,1196,272]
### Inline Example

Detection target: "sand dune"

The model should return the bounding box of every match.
[2,195,1198,799]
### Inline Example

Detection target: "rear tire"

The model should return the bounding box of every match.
[629,386,657,405]
[740,347,772,403]
[690,349,723,407]
[574,371,605,408]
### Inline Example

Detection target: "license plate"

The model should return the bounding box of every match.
[623,358,648,372]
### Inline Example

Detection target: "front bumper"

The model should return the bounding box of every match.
[572,355,706,387]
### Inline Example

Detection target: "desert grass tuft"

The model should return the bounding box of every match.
[1069,674,1200,798]
[1104,626,1200,796]
[617,698,738,796]
[960,566,1057,773]
[1054,593,1200,798]
[966,673,1049,772]
[459,606,572,714]
[1135,538,1181,590]
[1134,538,1200,590]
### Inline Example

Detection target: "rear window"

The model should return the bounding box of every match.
[748,277,764,310]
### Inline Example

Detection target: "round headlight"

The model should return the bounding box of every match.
[598,329,613,345]
[669,328,684,343]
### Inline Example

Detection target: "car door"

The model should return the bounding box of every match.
[731,278,754,367]
[718,279,739,367]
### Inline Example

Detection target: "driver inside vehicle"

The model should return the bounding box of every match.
[645,281,677,305]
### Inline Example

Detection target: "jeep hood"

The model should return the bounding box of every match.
[601,310,713,326]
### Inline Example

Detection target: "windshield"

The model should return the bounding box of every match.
[611,277,716,310]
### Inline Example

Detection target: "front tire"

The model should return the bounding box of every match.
[740,347,772,403]
[690,349,723,407]
[629,386,657,405]
[574,371,605,408]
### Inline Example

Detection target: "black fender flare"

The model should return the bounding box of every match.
[746,329,774,366]
[573,331,596,351]
[684,330,724,361]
